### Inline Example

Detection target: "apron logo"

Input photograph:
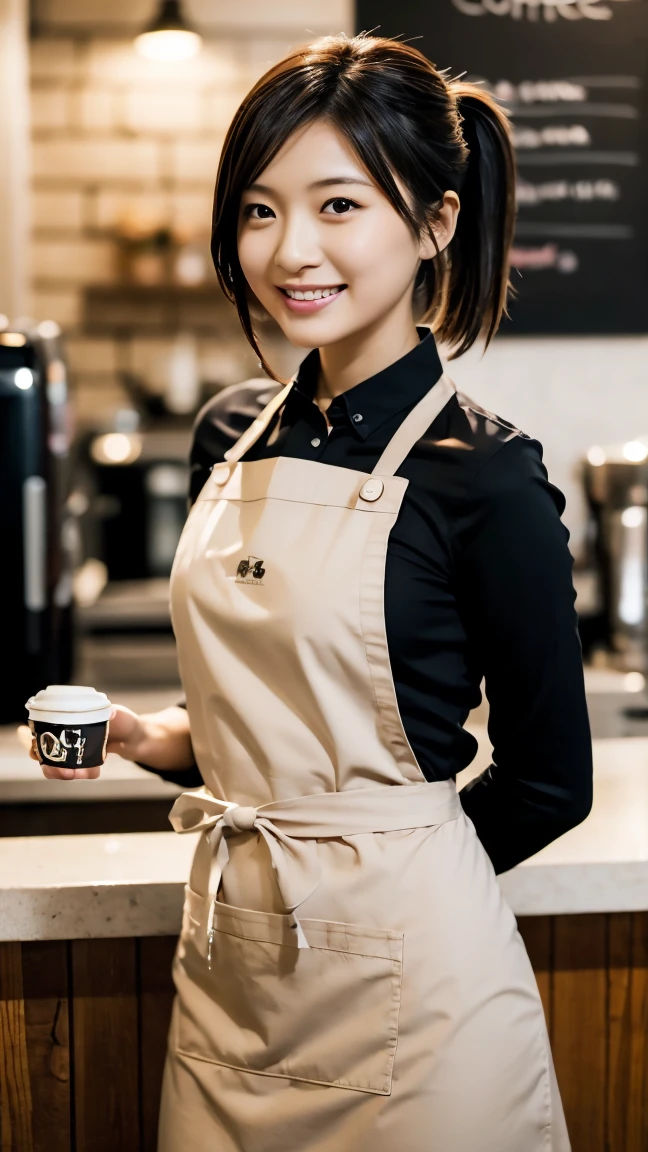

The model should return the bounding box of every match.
[235,556,266,586]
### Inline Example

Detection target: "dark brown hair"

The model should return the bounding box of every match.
[211,32,516,379]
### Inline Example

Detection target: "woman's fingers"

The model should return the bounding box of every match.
[16,724,34,752]
[34,704,142,778]
[105,704,141,751]
[40,763,101,780]
[41,763,76,779]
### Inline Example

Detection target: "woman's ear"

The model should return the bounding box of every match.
[419,191,461,259]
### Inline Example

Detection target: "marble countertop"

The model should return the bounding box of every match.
[1,730,647,941]
[498,735,648,916]
[4,667,643,803]
[2,667,648,941]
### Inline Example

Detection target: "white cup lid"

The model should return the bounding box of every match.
[26,684,112,717]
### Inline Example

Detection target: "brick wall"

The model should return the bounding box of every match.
[29,0,352,423]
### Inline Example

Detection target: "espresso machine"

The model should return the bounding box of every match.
[0,323,75,722]
[583,438,648,672]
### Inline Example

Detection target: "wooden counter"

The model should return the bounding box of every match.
[2,714,648,1149]
[2,915,647,1152]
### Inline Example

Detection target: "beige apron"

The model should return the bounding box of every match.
[159,373,570,1152]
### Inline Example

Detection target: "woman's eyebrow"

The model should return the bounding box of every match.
[246,176,374,194]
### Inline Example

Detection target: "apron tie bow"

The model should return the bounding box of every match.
[169,788,317,958]
[223,804,257,831]
[169,782,462,963]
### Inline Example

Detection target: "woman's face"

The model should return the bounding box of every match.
[237,119,457,350]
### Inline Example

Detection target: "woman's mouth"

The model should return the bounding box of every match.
[277,285,347,314]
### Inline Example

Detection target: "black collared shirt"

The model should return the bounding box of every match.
[170,327,592,875]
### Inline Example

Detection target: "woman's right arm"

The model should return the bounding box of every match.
[33,704,195,781]
[107,704,195,770]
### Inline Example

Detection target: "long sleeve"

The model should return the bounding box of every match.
[456,435,593,874]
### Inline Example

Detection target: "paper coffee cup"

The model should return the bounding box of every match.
[26,685,112,769]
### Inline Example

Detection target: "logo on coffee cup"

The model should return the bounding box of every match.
[39,728,87,766]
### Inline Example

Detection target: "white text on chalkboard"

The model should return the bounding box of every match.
[452,0,626,22]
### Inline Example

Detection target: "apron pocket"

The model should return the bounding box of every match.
[175,884,403,1095]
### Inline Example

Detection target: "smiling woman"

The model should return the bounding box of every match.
[138,31,590,1152]
[211,33,515,382]
[234,118,457,367]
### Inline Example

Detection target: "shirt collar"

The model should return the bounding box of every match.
[290,327,443,440]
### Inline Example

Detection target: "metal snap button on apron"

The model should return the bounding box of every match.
[211,464,230,486]
[359,478,384,502]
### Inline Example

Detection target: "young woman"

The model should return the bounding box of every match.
[41,32,593,1152]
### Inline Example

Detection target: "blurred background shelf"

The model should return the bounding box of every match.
[82,282,238,335]
[77,577,173,633]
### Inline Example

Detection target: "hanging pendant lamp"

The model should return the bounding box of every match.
[134,0,202,63]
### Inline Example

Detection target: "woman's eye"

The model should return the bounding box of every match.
[322,198,360,215]
[243,204,275,220]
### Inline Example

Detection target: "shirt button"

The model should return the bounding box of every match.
[352,413,363,424]
[311,438,321,448]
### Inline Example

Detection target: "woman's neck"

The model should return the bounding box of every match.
[315,311,421,403]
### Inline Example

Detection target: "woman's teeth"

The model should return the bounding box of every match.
[283,286,344,300]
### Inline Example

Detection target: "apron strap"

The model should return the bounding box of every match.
[372,373,457,478]
[223,378,295,466]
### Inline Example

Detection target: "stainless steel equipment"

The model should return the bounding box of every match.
[584,438,648,670]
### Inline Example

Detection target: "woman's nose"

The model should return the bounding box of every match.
[273,211,321,273]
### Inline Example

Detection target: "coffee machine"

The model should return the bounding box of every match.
[0,323,75,722]
[583,438,648,671]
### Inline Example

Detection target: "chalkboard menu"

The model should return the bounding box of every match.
[355,0,648,334]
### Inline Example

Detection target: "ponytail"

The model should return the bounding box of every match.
[430,82,517,358]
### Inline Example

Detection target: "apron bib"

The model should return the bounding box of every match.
[158,374,570,1152]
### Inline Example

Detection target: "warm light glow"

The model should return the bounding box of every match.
[15,368,33,390]
[587,446,606,467]
[73,557,108,608]
[37,319,61,340]
[621,505,645,529]
[624,671,645,694]
[90,432,142,465]
[0,332,26,347]
[622,441,648,463]
[134,29,201,62]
